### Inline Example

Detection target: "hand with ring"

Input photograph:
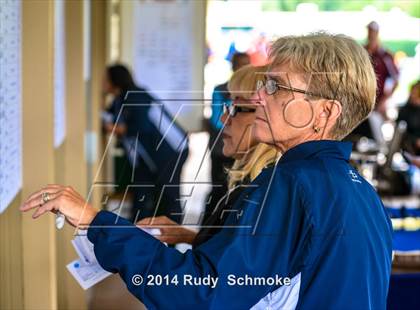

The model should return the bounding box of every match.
[20,185,99,229]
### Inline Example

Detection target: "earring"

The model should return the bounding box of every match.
[313,126,320,133]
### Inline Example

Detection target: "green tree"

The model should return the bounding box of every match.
[261,0,420,18]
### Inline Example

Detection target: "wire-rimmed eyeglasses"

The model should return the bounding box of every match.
[256,77,326,99]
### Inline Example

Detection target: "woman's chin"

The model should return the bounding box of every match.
[253,127,270,144]
[222,147,233,158]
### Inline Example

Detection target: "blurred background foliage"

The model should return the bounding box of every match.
[262,0,420,18]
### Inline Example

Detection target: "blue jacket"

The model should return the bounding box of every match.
[87,140,393,309]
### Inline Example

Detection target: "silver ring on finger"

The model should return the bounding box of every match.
[41,192,51,204]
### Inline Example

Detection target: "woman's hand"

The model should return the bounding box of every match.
[20,184,98,229]
[137,216,197,245]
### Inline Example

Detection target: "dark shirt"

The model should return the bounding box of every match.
[105,86,154,137]
[398,101,420,154]
[106,87,189,184]
[118,87,189,167]
[193,183,246,248]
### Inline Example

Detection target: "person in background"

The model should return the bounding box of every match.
[137,65,279,247]
[248,33,269,66]
[101,64,188,224]
[101,64,138,136]
[350,21,399,143]
[398,80,420,155]
[206,52,250,221]
[366,21,399,116]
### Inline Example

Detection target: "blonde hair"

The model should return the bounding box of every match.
[228,64,266,99]
[269,32,377,140]
[226,64,280,189]
[228,144,279,189]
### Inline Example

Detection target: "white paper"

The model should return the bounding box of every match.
[0,0,22,213]
[67,228,161,290]
[140,227,161,236]
[68,235,111,290]
[66,259,111,290]
[54,0,66,147]
[132,0,202,131]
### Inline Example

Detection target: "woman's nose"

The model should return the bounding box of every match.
[255,88,266,106]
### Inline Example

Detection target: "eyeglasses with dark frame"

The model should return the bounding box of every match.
[223,102,256,117]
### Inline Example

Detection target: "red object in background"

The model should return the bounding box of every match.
[366,46,399,105]
[248,35,270,66]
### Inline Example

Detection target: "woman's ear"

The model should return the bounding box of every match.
[328,99,342,121]
[318,99,342,127]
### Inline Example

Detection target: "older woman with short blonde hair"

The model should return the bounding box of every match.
[250,32,391,309]
[21,32,391,310]
[255,32,377,143]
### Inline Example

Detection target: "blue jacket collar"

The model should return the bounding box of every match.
[279,140,352,164]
